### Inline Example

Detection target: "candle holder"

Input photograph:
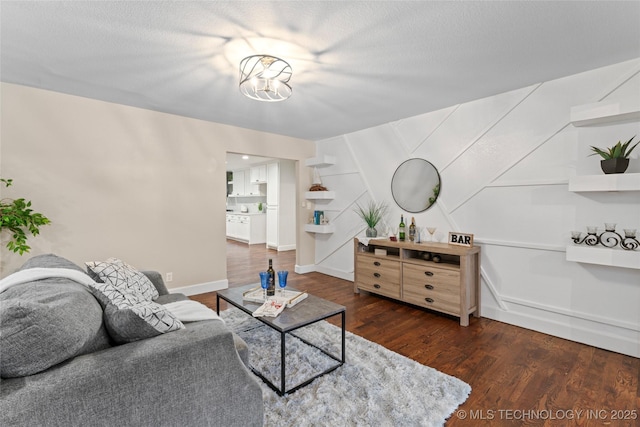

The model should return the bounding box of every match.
[571,224,639,251]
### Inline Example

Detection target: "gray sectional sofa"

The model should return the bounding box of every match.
[0,254,263,426]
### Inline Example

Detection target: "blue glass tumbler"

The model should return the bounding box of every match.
[277,271,288,297]
[259,271,269,300]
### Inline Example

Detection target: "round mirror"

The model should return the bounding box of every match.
[391,158,441,213]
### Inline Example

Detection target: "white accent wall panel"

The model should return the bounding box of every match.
[311,58,640,357]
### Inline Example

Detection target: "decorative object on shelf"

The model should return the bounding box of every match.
[0,178,51,254]
[589,135,639,174]
[448,232,474,247]
[391,158,441,212]
[571,223,639,251]
[258,202,263,212]
[309,167,328,191]
[239,55,292,102]
[313,210,325,225]
[354,200,388,238]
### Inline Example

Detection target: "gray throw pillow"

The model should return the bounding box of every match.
[0,279,112,378]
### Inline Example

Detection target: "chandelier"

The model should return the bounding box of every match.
[239,55,292,102]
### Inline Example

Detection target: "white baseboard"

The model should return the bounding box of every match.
[296,263,354,281]
[482,306,640,358]
[277,244,296,251]
[295,264,316,274]
[169,279,228,296]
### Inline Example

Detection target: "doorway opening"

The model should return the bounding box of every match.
[225,152,297,285]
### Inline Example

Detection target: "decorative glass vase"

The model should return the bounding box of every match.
[366,227,377,237]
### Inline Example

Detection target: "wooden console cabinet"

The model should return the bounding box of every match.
[354,238,481,326]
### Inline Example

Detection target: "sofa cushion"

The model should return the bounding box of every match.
[1,255,111,378]
[88,280,184,344]
[18,253,87,273]
[154,293,190,305]
[86,258,159,301]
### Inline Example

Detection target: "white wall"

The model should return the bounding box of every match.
[0,83,315,291]
[311,59,640,357]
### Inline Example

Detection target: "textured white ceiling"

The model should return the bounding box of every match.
[1,1,639,141]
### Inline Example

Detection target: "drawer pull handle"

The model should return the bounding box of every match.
[374,261,381,266]
[425,297,434,303]
[374,284,381,289]
[373,272,381,278]
[424,271,434,277]
[424,284,434,290]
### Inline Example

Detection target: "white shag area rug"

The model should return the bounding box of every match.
[221,308,471,427]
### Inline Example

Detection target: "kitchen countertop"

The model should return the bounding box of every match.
[226,212,266,216]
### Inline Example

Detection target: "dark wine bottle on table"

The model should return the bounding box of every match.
[267,259,275,296]
[399,215,406,242]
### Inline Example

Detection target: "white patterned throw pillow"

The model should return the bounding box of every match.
[87,280,184,343]
[85,258,183,343]
[85,258,159,301]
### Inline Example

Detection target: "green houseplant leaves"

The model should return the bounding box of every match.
[354,200,388,229]
[1,178,51,254]
[589,136,639,160]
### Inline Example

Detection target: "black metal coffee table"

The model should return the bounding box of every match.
[217,284,345,396]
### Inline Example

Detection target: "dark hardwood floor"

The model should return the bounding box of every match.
[191,240,639,426]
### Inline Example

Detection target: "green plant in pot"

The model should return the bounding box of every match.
[589,136,639,174]
[1,178,51,254]
[354,200,388,238]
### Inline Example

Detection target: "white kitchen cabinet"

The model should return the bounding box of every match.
[250,165,267,184]
[230,169,262,196]
[265,160,296,251]
[266,162,279,205]
[226,213,266,244]
[230,170,246,196]
[266,206,278,249]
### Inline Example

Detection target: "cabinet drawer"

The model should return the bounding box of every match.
[402,264,460,314]
[356,257,401,283]
[356,256,401,299]
[402,263,459,287]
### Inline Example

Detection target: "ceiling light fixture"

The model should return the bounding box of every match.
[239,55,292,102]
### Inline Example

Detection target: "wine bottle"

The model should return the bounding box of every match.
[267,259,275,296]
[399,215,406,242]
[409,217,416,242]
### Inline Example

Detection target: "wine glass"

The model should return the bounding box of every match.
[259,271,269,300]
[277,271,288,297]
[391,227,398,241]
[426,227,436,241]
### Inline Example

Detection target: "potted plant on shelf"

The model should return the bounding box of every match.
[589,136,639,174]
[354,200,388,238]
[1,178,51,254]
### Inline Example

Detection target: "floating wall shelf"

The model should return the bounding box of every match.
[566,245,640,270]
[570,101,640,127]
[568,173,640,192]
[304,224,335,234]
[304,191,335,200]
[305,155,336,168]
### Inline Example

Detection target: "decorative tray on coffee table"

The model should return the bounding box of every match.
[242,287,308,308]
